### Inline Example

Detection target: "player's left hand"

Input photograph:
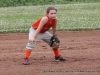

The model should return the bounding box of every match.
[50,35,60,48]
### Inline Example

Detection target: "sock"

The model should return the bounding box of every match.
[25,50,31,58]
[53,48,60,57]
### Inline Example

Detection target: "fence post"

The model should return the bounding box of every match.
[49,0,56,5]
[53,0,56,4]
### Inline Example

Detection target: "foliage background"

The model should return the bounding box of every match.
[0,0,100,7]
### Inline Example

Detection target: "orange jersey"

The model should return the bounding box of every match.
[32,14,56,33]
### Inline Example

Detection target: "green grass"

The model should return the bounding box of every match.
[0,3,100,33]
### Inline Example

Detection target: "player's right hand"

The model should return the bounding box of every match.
[29,37,35,43]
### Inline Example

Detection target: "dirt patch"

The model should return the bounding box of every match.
[0,30,100,75]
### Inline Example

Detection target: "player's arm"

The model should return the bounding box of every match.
[52,18,57,36]
[33,17,48,38]
[29,17,48,43]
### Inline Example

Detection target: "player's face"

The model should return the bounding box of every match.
[48,10,57,19]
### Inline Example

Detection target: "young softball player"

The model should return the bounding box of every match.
[23,6,66,65]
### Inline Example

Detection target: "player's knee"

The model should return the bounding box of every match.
[26,43,35,50]
[53,48,58,50]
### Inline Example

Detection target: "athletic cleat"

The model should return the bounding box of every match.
[54,56,66,61]
[23,58,29,65]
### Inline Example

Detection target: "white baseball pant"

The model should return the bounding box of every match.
[26,27,52,50]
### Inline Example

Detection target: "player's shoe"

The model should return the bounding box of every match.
[23,58,29,65]
[54,56,66,61]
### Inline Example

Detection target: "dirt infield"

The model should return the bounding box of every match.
[0,30,100,75]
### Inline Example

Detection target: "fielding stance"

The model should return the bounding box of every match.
[23,6,66,65]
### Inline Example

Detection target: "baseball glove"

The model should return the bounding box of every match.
[50,35,60,48]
